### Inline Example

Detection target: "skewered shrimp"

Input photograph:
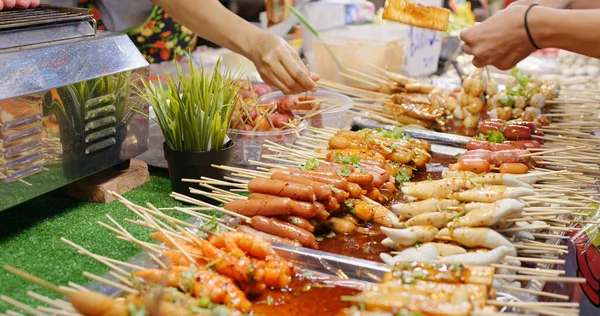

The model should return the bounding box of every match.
[401,178,469,200]
[424,242,467,257]
[391,199,460,219]
[135,266,252,313]
[442,171,533,188]
[448,185,535,203]
[406,211,454,228]
[380,244,439,266]
[452,199,526,227]
[437,227,516,256]
[381,225,439,248]
[209,231,276,259]
[438,246,513,266]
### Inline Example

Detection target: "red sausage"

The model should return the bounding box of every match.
[248,178,316,202]
[271,113,295,128]
[236,225,302,248]
[508,121,537,134]
[247,193,316,218]
[466,139,491,151]
[347,182,363,198]
[224,198,294,217]
[277,96,300,113]
[492,149,531,166]
[279,215,316,232]
[504,125,532,140]
[362,164,390,188]
[478,120,505,135]
[458,158,491,173]
[532,130,545,144]
[323,196,341,212]
[271,172,333,200]
[251,216,318,249]
[290,170,349,191]
[507,140,542,149]
[346,172,374,186]
[490,143,515,151]
[313,201,330,219]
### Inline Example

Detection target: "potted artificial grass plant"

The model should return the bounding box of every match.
[140,58,241,200]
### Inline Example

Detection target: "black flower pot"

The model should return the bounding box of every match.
[163,141,234,203]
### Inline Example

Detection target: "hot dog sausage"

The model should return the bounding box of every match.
[457,158,491,174]
[490,143,514,152]
[236,225,302,248]
[251,216,318,249]
[347,182,363,198]
[504,125,531,140]
[224,198,294,217]
[506,140,542,149]
[478,120,505,135]
[323,196,341,212]
[499,163,529,174]
[508,121,536,134]
[466,139,490,151]
[313,201,330,219]
[346,172,374,186]
[247,193,316,219]
[289,170,349,191]
[271,172,333,200]
[247,178,316,202]
[279,215,316,232]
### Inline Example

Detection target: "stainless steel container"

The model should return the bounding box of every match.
[0,5,149,211]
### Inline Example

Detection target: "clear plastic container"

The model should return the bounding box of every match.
[229,120,308,168]
[259,90,353,129]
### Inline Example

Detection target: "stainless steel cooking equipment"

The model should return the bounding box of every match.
[0,5,149,212]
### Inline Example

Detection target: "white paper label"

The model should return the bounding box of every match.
[403,0,444,77]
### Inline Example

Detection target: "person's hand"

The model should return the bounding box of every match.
[460,5,536,70]
[249,34,318,95]
[508,0,570,9]
[0,0,40,10]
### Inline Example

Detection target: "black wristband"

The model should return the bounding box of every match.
[524,3,541,50]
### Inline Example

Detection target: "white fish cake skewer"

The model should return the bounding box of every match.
[424,242,467,257]
[438,246,514,266]
[443,170,533,188]
[391,199,460,219]
[401,178,469,200]
[380,244,439,266]
[381,225,439,248]
[438,227,517,257]
[449,186,535,203]
[452,199,527,228]
[406,212,455,228]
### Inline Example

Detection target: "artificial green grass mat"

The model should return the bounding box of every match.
[0,172,190,312]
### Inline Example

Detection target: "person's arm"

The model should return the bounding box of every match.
[151,0,317,94]
[530,7,600,59]
[510,0,600,9]
[460,5,600,69]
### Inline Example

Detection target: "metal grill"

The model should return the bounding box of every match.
[0,5,92,31]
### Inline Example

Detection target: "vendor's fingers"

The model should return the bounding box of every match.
[310,72,320,83]
[280,51,316,92]
[3,0,16,9]
[261,72,288,95]
[0,1,4,10]
[462,44,473,56]
[14,0,30,8]
[30,0,39,7]
[273,63,304,95]
[472,57,487,68]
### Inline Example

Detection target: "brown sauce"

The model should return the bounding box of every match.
[316,153,457,262]
[251,276,358,316]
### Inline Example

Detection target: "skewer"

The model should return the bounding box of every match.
[0,296,47,316]
[500,285,570,300]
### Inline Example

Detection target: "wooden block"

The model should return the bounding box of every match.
[66,160,150,204]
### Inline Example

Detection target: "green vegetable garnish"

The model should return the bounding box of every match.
[266,295,274,306]
[485,130,505,144]
[337,165,352,177]
[511,67,531,87]
[395,171,411,186]
[303,158,320,171]
[426,174,433,181]
[379,127,410,140]
[127,303,146,316]
[499,95,515,107]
